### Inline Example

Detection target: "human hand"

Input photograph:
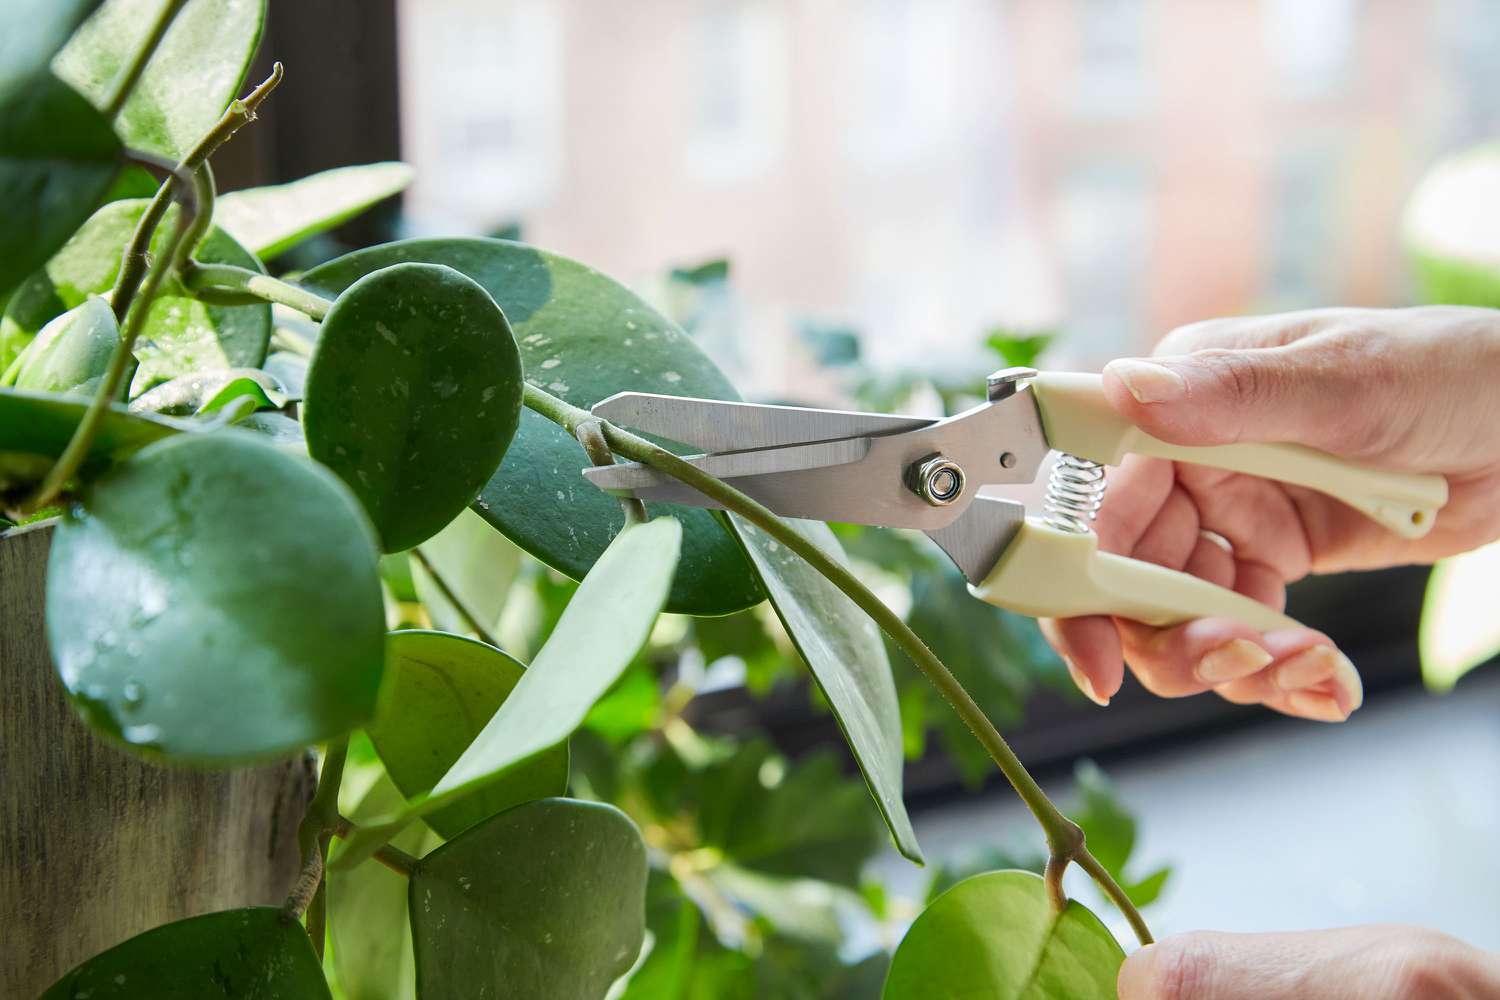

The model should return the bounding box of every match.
[1117,924,1500,1000]
[1042,306,1500,720]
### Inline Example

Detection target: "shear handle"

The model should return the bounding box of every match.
[1031,372,1447,540]
[970,517,1297,631]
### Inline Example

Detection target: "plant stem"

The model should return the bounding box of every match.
[305,880,328,960]
[284,740,348,924]
[101,0,191,119]
[575,420,647,526]
[112,63,284,321]
[520,382,1153,945]
[334,815,418,876]
[410,546,500,648]
[182,263,331,320]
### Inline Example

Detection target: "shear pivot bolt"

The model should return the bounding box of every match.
[910,454,966,506]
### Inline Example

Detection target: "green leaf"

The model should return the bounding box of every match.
[1404,143,1500,308]
[127,366,286,415]
[0,386,178,489]
[409,507,522,638]
[410,798,647,1000]
[367,630,568,839]
[299,238,763,616]
[46,430,386,762]
[40,906,330,999]
[984,328,1055,369]
[237,409,304,453]
[0,197,271,386]
[12,295,119,396]
[303,261,523,552]
[1421,538,1500,691]
[329,774,437,1000]
[884,870,1124,999]
[0,72,122,299]
[334,517,680,866]
[728,514,922,865]
[216,162,414,259]
[54,0,266,160]
[0,0,101,97]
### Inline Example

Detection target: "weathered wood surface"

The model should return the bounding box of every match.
[1,522,314,997]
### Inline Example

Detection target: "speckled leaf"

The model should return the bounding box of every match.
[0,71,121,298]
[368,630,568,839]
[729,514,922,865]
[299,238,762,616]
[410,798,648,1000]
[54,0,265,160]
[303,262,521,552]
[884,870,1123,999]
[0,386,179,490]
[40,906,330,999]
[12,295,119,396]
[46,431,386,762]
[0,197,270,386]
[216,161,414,259]
[333,517,679,868]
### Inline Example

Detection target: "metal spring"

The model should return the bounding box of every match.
[1043,453,1106,533]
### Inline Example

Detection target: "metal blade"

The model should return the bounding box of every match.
[591,391,935,453]
[925,494,1026,584]
[583,386,1052,532]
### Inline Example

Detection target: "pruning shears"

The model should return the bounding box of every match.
[583,367,1449,633]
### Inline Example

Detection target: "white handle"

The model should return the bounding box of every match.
[971,518,1298,631]
[1031,372,1448,539]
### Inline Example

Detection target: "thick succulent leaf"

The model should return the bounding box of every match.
[304,261,523,552]
[884,870,1124,999]
[410,507,522,637]
[262,349,307,399]
[0,0,101,96]
[335,517,680,866]
[330,774,438,1000]
[0,71,121,299]
[1421,538,1500,692]
[54,0,265,160]
[236,410,304,453]
[12,295,120,396]
[410,798,648,1000]
[39,906,329,999]
[126,366,285,415]
[1404,144,1500,308]
[728,514,922,865]
[216,161,415,259]
[46,431,386,762]
[367,630,568,839]
[0,197,270,386]
[298,237,762,615]
[0,386,178,489]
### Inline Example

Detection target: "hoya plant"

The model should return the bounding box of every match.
[5,2,1157,997]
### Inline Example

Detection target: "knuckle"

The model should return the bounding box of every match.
[1199,349,1272,407]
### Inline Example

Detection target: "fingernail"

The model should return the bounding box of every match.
[1195,638,1273,684]
[1273,645,1352,692]
[1288,689,1348,723]
[1106,359,1188,404]
[1064,657,1110,707]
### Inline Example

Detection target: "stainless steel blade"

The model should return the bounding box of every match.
[925,494,1026,584]
[583,386,1051,532]
[585,437,870,489]
[591,391,935,453]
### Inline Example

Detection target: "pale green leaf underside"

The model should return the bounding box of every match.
[216,161,414,259]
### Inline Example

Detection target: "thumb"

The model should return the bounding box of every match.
[1102,348,1354,452]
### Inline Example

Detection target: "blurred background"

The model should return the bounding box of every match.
[221,0,1500,977]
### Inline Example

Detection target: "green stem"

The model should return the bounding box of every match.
[181,263,330,320]
[101,0,191,119]
[284,739,348,926]
[333,815,418,876]
[575,420,647,526]
[410,546,500,648]
[521,382,1153,945]
[305,880,328,959]
[112,63,284,321]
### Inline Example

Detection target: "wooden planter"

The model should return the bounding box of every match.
[1,522,314,997]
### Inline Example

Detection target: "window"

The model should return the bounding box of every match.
[686,0,787,182]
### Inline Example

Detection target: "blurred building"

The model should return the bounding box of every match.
[396,0,1500,390]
